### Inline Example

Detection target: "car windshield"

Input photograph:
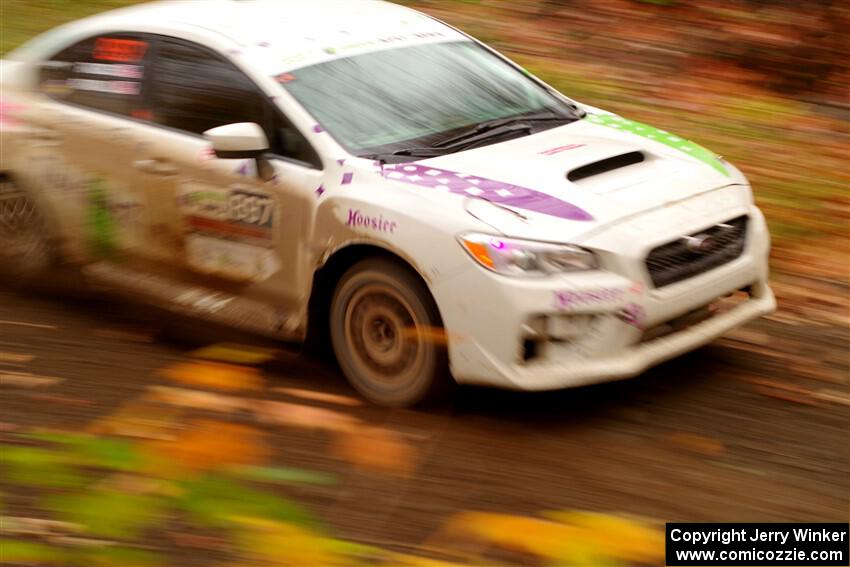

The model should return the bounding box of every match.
[279,41,576,156]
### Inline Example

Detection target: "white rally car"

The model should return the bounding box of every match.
[0,0,775,406]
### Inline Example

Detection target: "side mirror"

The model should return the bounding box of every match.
[204,122,269,159]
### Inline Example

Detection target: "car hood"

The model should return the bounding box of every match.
[379,114,741,243]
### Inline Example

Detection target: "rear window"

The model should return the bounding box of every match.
[38,33,150,118]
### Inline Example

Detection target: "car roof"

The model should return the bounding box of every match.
[13,0,467,74]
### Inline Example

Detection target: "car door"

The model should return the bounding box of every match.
[20,32,153,262]
[132,36,323,316]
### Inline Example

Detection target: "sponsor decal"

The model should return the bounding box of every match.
[178,186,275,246]
[341,172,354,185]
[67,78,140,95]
[584,114,729,176]
[93,38,148,63]
[555,288,625,310]
[381,163,593,222]
[84,179,142,256]
[346,209,397,233]
[185,235,281,282]
[540,143,586,156]
[73,62,143,79]
[619,302,646,329]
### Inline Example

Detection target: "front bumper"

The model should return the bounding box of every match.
[433,199,775,391]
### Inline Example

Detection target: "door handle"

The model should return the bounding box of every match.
[133,159,179,176]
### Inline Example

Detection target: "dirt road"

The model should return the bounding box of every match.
[1,284,847,552]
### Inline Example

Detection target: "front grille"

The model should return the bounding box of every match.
[646,216,748,288]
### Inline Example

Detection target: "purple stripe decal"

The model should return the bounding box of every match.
[381,163,593,221]
[341,172,354,185]
[312,124,324,133]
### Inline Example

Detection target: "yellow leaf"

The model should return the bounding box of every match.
[440,512,579,558]
[230,517,352,566]
[545,511,664,564]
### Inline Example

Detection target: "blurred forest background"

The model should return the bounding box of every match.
[3,0,847,278]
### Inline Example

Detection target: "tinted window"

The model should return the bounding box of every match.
[151,39,265,135]
[39,34,150,117]
[151,39,320,167]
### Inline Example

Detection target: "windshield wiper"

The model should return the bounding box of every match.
[360,123,534,161]
[433,111,577,148]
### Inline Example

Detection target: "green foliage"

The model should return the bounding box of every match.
[26,432,141,472]
[0,539,70,564]
[46,489,166,540]
[229,464,337,486]
[178,473,317,530]
[1,446,87,489]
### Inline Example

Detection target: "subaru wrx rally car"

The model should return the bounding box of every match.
[0,0,775,406]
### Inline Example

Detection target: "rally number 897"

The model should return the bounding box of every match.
[227,191,274,228]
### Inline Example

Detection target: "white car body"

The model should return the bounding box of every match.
[0,0,775,401]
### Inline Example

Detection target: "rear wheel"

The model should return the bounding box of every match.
[0,178,55,285]
[330,258,451,407]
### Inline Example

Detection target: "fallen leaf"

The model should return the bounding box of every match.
[812,389,850,407]
[93,327,156,343]
[147,386,249,413]
[273,387,362,407]
[666,432,725,456]
[0,371,63,388]
[191,343,278,365]
[0,319,57,330]
[159,361,264,391]
[332,426,418,476]
[0,352,35,364]
[754,387,820,406]
[146,419,269,472]
[88,401,183,440]
[28,394,93,406]
[256,401,359,433]
[722,328,771,346]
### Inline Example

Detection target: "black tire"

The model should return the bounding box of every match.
[0,178,56,286]
[330,257,452,407]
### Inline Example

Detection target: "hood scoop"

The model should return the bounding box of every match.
[567,151,645,183]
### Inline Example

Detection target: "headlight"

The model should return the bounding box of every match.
[458,233,598,277]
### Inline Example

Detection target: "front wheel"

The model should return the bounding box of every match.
[330,258,452,407]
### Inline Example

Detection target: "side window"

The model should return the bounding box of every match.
[150,38,321,168]
[150,39,265,136]
[39,34,150,118]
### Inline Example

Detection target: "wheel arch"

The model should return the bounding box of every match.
[305,242,443,352]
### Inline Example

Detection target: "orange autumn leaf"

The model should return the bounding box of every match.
[159,361,264,391]
[331,426,418,477]
[147,419,269,472]
[256,400,360,434]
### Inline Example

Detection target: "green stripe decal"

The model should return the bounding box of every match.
[584,114,729,176]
